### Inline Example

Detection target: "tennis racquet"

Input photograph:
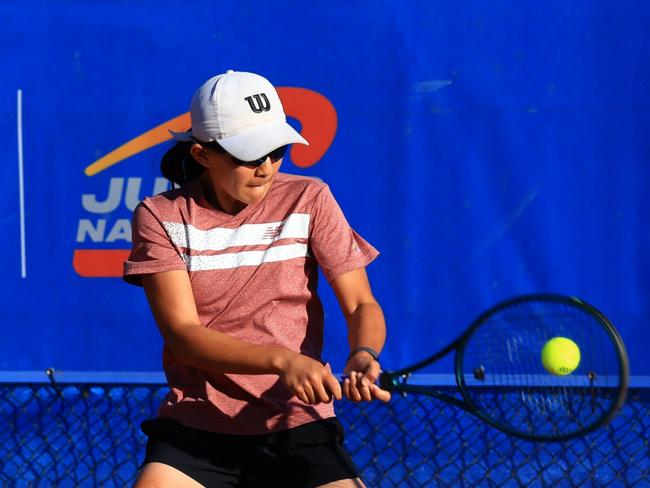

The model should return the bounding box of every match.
[378,294,629,441]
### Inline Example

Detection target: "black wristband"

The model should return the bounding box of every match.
[346,346,379,363]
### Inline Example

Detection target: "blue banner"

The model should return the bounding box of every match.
[1,1,648,375]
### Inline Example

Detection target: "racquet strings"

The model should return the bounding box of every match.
[459,298,626,439]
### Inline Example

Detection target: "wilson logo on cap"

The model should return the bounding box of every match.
[245,93,271,113]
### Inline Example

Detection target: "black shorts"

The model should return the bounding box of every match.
[140,417,361,487]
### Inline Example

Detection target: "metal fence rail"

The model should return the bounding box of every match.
[1,378,649,487]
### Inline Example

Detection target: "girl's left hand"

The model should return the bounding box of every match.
[342,352,391,403]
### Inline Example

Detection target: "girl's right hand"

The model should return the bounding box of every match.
[276,352,342,405]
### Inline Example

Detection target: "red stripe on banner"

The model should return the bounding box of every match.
[73,249,130,277]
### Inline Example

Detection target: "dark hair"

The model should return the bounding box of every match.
[160,137,228,187]
[160,140,204,187]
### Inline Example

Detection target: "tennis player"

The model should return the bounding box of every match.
[124,70,390,487]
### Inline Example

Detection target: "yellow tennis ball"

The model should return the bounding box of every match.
[541,337,581,375]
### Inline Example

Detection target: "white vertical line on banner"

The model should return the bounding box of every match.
[17,89,26,278]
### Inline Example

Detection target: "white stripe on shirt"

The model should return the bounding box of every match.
[163,213,310,252]
[181,243,309,271]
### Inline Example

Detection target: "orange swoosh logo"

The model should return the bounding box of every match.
[84,87,337,176]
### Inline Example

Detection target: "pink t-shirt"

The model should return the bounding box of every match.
[124,173,378,435]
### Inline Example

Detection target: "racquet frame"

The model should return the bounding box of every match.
[378,294,630,441]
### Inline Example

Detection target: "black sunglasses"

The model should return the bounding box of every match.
[195,139,287,167]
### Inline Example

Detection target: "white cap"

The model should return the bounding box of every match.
[170,70,309,161]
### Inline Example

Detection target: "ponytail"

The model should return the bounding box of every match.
[160,140,204,187]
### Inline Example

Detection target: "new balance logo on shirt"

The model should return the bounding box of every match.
[262,224,284,240]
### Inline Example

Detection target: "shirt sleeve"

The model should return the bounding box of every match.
[309,185,379,282]
[123,200,188,286]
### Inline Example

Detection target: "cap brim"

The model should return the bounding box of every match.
[169,129,194,142]
[217,121,309,162]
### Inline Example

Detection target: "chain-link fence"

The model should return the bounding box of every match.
[1,379,649,487]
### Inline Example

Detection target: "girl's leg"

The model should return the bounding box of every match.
[316,478,366,488]
[133,462,205,488]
